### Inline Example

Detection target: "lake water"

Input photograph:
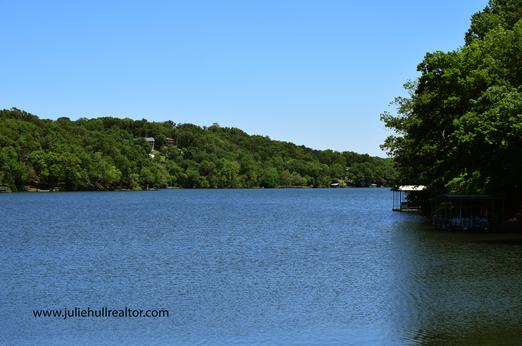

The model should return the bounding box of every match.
[1,188,522,345]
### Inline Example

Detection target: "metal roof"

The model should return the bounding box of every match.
[434,194,504,200]
[397,185,426,192]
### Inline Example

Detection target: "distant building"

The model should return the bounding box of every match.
[165,137,176,146]
[144,137,155,151]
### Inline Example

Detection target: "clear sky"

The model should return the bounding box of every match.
[1,0,487,156]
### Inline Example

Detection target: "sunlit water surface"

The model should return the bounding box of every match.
[1,189,522,345]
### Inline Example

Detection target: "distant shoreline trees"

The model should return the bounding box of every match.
[0,108,396,192]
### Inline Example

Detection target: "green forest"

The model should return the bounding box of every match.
[381,0,522,217]
[0,108,396,191]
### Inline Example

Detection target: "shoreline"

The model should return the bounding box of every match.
[0,186,390,193]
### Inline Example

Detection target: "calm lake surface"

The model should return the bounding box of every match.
[1,188,522,345]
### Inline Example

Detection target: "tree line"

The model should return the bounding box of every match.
[0,108,396,191]
[381,0,522,217]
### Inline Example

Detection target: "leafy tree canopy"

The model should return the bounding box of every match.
[382,0,522,216]
[0,108,395,191]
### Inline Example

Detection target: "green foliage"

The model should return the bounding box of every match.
[0,108,395,191]
[382,0,522,214]
[465,0,522,44]
[445,171,487,194]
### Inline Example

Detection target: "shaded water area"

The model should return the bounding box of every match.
[1,188,522,345]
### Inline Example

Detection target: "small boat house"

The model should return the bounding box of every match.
[430,194,505,231]
[392,185,426,212]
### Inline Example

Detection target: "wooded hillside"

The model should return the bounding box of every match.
[0,108,395,191]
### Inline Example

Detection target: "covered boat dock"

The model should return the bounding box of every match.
[392,185,427,212]
[430,194,505,231]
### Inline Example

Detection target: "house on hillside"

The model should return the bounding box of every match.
[144,137,155,152]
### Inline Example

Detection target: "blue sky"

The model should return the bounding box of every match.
[1,1,486,156]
